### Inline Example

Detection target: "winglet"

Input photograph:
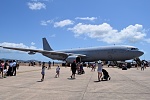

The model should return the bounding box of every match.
[42,38,53,51]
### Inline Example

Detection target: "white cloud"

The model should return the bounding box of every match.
[40,20,53,26]
[104,19,110,22]
[0,42,49,61]
[41,21,47,26]
[27,2,46,10]
[144,39,150,43]
[54,19,74,27]
[31,42,35,45]
[75,17,97,21]
[0,42,37,52]
[31,0,38,1]
[50,34,56,37]
[68,23,148,44]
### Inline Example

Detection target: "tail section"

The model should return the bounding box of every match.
[42,38,53,51]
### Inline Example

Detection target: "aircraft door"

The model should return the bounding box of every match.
[76,57,81,63]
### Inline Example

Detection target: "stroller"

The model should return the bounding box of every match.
[101,69,111,81]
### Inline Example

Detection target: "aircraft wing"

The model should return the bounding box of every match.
[0,46,86,58]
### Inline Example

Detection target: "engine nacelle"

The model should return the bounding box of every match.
[28,51,36,55]
[66,56,81,63]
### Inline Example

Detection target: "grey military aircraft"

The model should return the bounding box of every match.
[0,38,144,63]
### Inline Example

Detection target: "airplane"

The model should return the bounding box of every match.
[0,38,144,63]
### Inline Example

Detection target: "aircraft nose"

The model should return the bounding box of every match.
[138,51,144,57]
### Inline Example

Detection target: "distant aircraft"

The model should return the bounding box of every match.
[0,38,144,63]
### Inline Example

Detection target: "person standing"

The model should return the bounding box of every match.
[7,60,14,76]
[53,61,54,66]
[13,60,17,76]
[41,62,46,81]
[48,61,51,69]
[3,60,8,78]
[70,61,77,79]
[97,61,103,82]
[76,62,80,74]
[55,65,60,78]
[141,62,144,71]
[80,63,84,74]
[39,61,41,67]
[0,60,4,78]
[91,63,96,71]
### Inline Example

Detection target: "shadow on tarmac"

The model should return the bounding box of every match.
[67,78,76,80]
[37,80,43,82]
[94,80,108,82]
[94,80,101,82]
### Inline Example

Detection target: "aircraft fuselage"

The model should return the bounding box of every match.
[43,45,144,62]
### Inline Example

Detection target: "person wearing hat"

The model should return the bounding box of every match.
[97,61,103,82]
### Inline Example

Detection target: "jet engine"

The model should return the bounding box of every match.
[66,56,81,63]
[28,51,36,55]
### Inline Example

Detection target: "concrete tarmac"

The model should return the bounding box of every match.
[0,65,150,100]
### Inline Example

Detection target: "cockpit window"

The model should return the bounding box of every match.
[131,48,138,50]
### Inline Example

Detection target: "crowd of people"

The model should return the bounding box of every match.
[40,60,104,82]
[0,60,19,78]
[139,60,148,71]
[1,59,147,82]
[0,60,108,81]
[69,61,105,81]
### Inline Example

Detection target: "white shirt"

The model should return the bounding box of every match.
[13,62,16,67]
[56,67,60,72]
[97,63,103,72]
[141,63,144,68]
[9,62,14,67]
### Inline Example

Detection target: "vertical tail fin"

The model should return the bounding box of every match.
[42,38,53,51]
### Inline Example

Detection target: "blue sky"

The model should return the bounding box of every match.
[0,0,150,61]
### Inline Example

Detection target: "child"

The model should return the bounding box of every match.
[41,62,46,81]
[55,65,60,78]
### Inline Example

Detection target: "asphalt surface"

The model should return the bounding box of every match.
[0,65,150,100]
